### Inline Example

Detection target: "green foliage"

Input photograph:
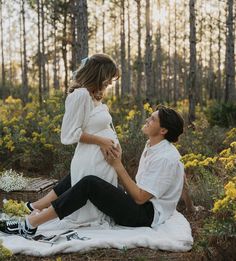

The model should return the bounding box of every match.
[0,94,73,177]
[206,102,236,127]
[0,240,12,260]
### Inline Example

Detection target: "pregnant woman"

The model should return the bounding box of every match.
[26,54,120,227]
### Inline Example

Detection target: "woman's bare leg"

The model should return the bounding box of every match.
[31,190,58,210]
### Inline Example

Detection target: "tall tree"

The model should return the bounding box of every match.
[173,0,178,105]
[41,0,47,96]
[167,1,171,103]
[188,0,197,123]
[62,0,68,94]
[120,0,127,97]
[145,0,153,99]
[127,0,131,94]
[37,0,42,106]
[217,1,222,101]
[21,0,29,104]
[135,0,142,100]
[102,0,105,53]
[76,0,88,63]
[225,0,235,102]
[208,14,214,100]
[0,0,5,99]
[52,0,59,90]
[70,0,77,72]
[155,0,162,101]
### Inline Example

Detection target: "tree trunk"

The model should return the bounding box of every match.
[127,0,131,94]
[136,0,142,100]
[76,0,88,64]
[37,0,42,107]
[41,0,47,96]
[173,0,178,106]
[197,0,203,108]
[225,0,235,102]
[120,0,127,97]
[70,0,76,72]
[102,0,105,53]
[155,0,162,102]
[217,4,222,102]
[52,1,59,90]
[0,0,5,100]
[145,0,153,99]
[21,0,29,105]
[62,0,68,94]
[188,0,197,123]
[167,2,171,103]
[208,18,214,100]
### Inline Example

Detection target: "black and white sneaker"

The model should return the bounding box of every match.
[0,219,37,238]
[25,201,34,212]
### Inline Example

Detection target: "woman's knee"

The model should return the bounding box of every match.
[80,175,102,185]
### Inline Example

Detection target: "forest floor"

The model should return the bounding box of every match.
[7,208,233,261]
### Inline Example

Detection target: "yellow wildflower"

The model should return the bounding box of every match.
[26,112,34,120]
[225,161,235,171]
[212,199,222,213]
[219,148,231,157]
[143,103,153,114]
[44,144,54,150]
[53,128,61,134]
[40,138,46,144]
[20,129,26,136]
[230,141,236,149]
[225,181,236,199]
[5,140,15,152]
[126,110,136,121]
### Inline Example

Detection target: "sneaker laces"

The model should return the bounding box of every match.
[6,220,19,227]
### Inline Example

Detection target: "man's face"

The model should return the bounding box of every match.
[142,111,167,137]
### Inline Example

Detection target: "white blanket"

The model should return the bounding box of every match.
[0,211,193,256]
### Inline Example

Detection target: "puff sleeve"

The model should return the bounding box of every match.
[61,88,92,145]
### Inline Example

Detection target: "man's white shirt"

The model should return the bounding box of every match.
[135,139,184,229]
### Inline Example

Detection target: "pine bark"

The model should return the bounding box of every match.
[136,0,142,100]
[21,0,29,104]
[76,0,88,64]
[37,0,42,107]
[145,0,153,99]
[120,0,127,97]
[225,0,235,102]
[0,0,5,100]
[189,0,197,123]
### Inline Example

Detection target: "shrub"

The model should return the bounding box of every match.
[206,102,236,127]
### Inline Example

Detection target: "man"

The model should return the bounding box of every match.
[0,106,185,236]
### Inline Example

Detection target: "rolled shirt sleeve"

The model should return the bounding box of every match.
[61,89,92,145]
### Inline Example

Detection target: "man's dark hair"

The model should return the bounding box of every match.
[157,105,184,142]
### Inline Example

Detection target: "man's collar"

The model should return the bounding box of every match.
[146,139,168,152]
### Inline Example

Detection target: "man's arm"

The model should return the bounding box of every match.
[107,154,153,204]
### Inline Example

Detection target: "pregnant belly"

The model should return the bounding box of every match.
[95,128,119,145]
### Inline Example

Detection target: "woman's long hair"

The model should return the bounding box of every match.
[68,54,119,100]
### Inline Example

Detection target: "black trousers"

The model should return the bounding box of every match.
[51,175,154,227]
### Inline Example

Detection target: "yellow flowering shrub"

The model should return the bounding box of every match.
[0,240,12,260]
[0,94,68,175]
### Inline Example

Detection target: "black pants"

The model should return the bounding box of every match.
[51,175,154,227]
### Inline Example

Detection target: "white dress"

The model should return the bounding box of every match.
[60,88,118,227]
